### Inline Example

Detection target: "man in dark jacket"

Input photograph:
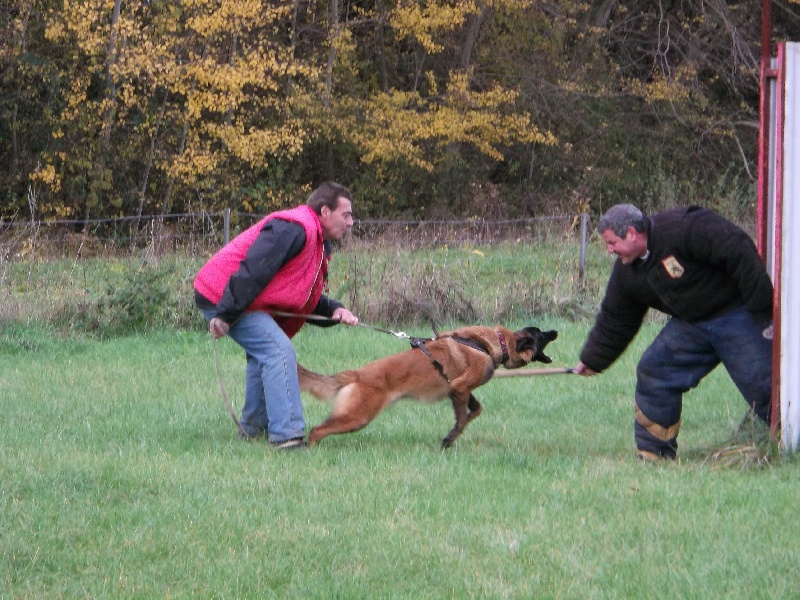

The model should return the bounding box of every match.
[574,204,774,460]
[194,182,358,449]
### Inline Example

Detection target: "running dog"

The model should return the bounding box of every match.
[298,325,558,448]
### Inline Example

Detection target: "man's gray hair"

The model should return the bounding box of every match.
[597,204,645,238]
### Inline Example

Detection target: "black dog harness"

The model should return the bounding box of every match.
[410,331,509,383]
[409,337,450,382]
[449,332,509,364]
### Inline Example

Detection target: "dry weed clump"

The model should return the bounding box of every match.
[339,249,483,327]
[335,236,597,328]
[702,413,779,470]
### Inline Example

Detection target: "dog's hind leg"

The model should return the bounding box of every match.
[466,394,482,423]
[441,392,481,449]
[307,384,387,446]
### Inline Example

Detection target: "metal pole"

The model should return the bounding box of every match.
[756,0,773,258]
[771,43,788,442]
[223,208,231,245]
[579,212,588,282]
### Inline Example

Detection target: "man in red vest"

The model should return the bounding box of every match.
[194,182,359,449]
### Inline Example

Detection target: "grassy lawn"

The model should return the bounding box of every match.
[2,322,798,598]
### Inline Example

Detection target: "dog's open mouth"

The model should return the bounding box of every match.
[512,326,558,367]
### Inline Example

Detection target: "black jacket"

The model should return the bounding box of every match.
[580,206,773,373]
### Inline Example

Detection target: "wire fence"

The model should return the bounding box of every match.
[0,211,592,262]
[0,211,598,329]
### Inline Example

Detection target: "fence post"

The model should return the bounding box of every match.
[579,212,589,282]
[224,208,231,245]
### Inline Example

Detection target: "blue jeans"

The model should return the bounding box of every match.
[202,308,305,442]
[634,306,772,458]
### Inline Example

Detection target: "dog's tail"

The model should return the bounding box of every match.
[297,363,345,400]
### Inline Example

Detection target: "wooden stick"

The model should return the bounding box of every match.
[493,367,574,378]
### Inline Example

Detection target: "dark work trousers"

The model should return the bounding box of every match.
[634,306,772,459]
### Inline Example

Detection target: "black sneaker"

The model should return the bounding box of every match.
[270,437,306,451]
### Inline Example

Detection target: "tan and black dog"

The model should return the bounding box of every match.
[298,325,558,448]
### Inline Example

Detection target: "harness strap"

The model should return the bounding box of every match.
[448,333,508,366]
[412,332,506,382]
[450,336,490,355]
[409,337,450,383]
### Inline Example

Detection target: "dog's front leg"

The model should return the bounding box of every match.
[442,392,477,449]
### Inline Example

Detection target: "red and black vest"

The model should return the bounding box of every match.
[194,205,327,338]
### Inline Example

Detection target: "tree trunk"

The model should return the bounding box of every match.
[376,0,389,92]
[459,4,489,72]
[10,2,33,180]
[137,89,168,220]
[324,0,340,108]
[87,0,122,223]
[588,0,618,28]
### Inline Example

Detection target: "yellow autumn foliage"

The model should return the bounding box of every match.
[346,69,555,171]
[625,74,691,104]
[391,1,477,54]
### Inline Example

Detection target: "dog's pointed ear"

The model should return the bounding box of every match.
[514,327,540,353]
[431,321,441,338]
[534,329,559,363]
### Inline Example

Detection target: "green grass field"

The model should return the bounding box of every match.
[2,320,798,598]
[2,237,797,597]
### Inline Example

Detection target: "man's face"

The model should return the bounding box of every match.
[320,197,354,241]
[601,226,646,264]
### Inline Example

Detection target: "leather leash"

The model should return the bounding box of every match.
[212,336,251,439]
[269,310,416,340]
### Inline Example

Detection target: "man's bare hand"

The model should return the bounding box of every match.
[332,307,359,326]
[209,317,230,338]
[573,362,598,377]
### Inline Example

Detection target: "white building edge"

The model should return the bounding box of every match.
[762,42,800,452]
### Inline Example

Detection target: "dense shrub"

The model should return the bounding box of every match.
[54,258,202,338]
